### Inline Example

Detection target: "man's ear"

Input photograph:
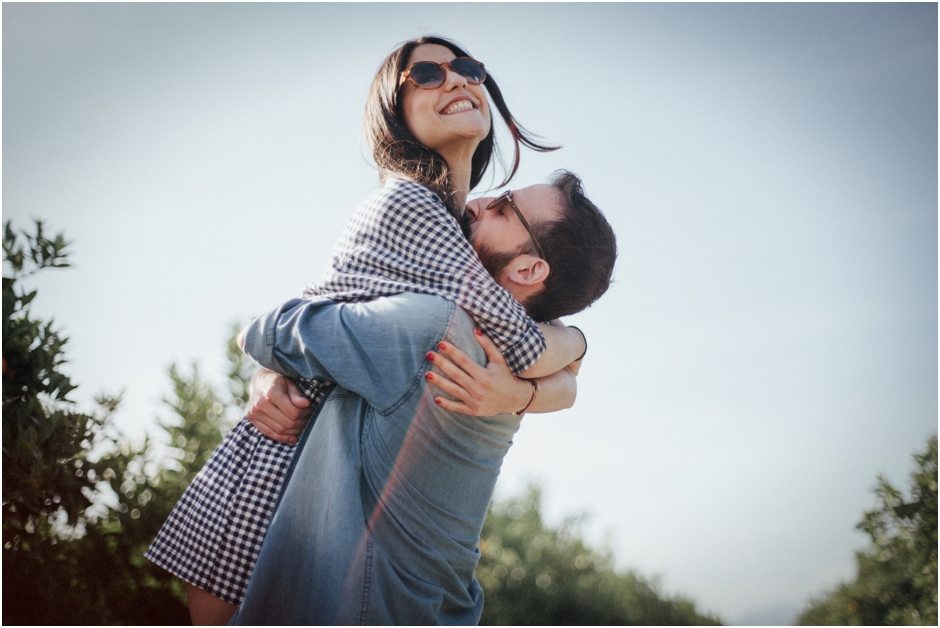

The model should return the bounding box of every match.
[503,254,550,288]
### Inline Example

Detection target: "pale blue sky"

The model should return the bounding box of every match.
[4,3,936,624]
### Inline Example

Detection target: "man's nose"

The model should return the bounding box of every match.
[467,198,492,220]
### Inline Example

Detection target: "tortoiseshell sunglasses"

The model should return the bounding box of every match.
[399,57,486,89]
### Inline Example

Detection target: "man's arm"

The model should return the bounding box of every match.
[242,295,455,411]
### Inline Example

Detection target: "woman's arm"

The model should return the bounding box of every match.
[525,366,577,414]
[517,321,585,379]
[426,329,579,416]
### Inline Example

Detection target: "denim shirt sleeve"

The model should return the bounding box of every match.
[243,294,455,413]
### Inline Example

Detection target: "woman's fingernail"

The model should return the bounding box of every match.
[438,342,447,350]
[425,372,433,380]
[474,329,483,337]
[435,398,443,405]
[426,352,435,361]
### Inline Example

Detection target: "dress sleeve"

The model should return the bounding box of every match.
[316,181,546,374]
[409,195,548,374]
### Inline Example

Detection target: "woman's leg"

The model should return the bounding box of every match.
[186,583,237,626]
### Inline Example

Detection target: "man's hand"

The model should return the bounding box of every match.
[246,368,313,444]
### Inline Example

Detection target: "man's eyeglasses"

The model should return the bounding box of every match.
[399,57,486,90]
[486,190,546,260]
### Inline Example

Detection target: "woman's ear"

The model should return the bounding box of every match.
[503,254,551,288]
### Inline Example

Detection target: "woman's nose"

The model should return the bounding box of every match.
[442,65,469,90]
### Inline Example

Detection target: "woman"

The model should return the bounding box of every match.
[146,36,586,625]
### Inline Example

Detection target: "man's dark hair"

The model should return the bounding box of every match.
[523,171,617,321]
[362,36,558,218]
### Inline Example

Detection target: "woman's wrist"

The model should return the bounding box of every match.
[510,379,539,416]
[507,376,531,414]
[568,326,587,362]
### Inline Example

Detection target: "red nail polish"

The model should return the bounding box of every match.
[425,372,433,380]
[426,352,435,361]
[474,329,483,337]
[438,342,447,350]
[435,398,443,405]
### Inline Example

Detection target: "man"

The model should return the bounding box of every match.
[233,171,616,624]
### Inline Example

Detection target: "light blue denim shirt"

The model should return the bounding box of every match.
[234,293,522,625]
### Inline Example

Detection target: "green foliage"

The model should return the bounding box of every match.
[3,424,192,625]
[2,220,238,624]
[226,320,254,410]
[477,485,721,625]
[797,435,938,626]
[2,220,99,536]
[158,362,231,489]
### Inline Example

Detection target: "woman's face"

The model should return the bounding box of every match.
[399,44,491,162]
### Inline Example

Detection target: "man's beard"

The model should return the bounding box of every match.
[459,211,515,281]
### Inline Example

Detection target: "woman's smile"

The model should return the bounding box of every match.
[441,98,476,115]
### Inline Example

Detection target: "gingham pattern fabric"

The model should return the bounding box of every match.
[145,379,333,606]
[303,179,546,374]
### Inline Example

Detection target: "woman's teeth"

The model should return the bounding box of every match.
[443,100,474,115]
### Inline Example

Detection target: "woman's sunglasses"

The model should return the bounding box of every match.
[399,57,486,90]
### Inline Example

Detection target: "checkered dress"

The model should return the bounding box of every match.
[144,380,333,606]
[145,179,545,605]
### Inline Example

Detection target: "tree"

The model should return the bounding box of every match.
[797,435,938,625]
[2,220,105,540]
[476,485,722,625]
[2,220,240,624]
[2,220,126,622]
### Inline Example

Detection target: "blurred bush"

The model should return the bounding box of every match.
[797,435,938,625]
[477,485,721,625]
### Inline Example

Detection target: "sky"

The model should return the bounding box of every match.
[3,3,937,625]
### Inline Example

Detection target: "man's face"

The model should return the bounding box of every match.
[461,184,564,282]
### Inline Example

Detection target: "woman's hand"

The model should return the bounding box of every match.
[246,368,313,444]
[425,329,534,417]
